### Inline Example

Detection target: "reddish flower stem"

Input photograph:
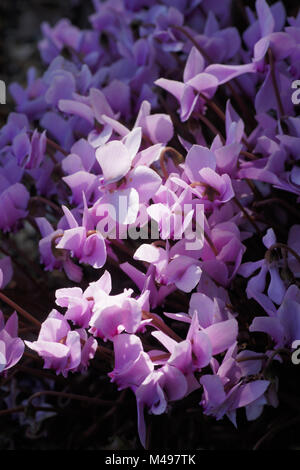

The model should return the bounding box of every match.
[233,196,261,235]
[171,25,211,62]
[0,291,41,328]
[27,390,115,408]
[268,48,284,118]
[46,137,69,156]
[197,113,225,144]
[0,406,25,417]
[265,243,300,266]
[142,310,183,342]
[30,196,63,215]
[159,146,184,180]
[240,150,260,161]
[254,198,300,221]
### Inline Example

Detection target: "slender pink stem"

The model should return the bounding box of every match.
[142,310,182,342]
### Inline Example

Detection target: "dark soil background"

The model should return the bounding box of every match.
[0,0,299,451]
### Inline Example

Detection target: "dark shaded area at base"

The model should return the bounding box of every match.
[0,0,299,451]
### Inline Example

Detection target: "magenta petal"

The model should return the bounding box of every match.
[113,334,143,370]
[250,317,284,346]
[5,337,25,369]
[154,78,184,102]
[185,145,216,182]
[191,330,212,368]
[0,257,13,289]
[63,258,83,283]
[200,374,226,407]
[137,400,147,449]
[204,318,238,355]
[82,233,106,269]
[56,227,86,258]
[175,264,202,293]
[180,85,199,121]
[96,140,131,183]
[142,114,173,144]
[4,312,19,338]
[189,292,215,328]
[168,340,192,374]
[183,47,205,82]
[127,166,161,203]
[256,0,275,37]
[262,228,276,249]
[89,88,114,122]
[187,72,218,95]
[58,99,94,125]
[267,266,286,305]
[235,380,270,408]
[205,63,256,85]
[160,364,187,401]
[85,270,112,297]
[247,264,268,294]
[122,127,142,161]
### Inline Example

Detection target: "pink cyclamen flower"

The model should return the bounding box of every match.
[109,333,188,448]
[0,256,13,289]
[55,205,107,270]
[171,144,235,209]
[238,228,287,315]
[155,46,218,121]
[133,243,202,293]
[0,311,24,374]
[250,284,300,348]
[89,287,150,341]
[55,270,112,329]
[25,309,96,377]
[200,342,271,425]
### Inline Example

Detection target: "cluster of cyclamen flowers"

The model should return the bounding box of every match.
[0,0,300,447]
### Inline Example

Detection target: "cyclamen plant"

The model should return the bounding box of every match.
[0,0,300,450]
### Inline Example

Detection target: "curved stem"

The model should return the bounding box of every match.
[27,390,115,408]
[268,48,284,119]
[0,244,40,288]
[159,147,184,180]
[233,196,261,235]
[171,25,212,63]
[265,243,300,266]
[108,238,135,258]
[253,414,300,450]
[263,347,290,375]
[253,198,300,221]
[97,345,113,361]
[240,150,260,161]
[46,137,69,157]
[30,196,62,215]
[199,93,226,121]
[203,231,218,256]
[197,113,225,144]
[0,291,41,328]
[142,310,182,343]
[199,94,252,150]
[17,364,66,384]
[226,81,257,129]
[0,406,25,417]
[172,25,256,130]
[236,354,267,363]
